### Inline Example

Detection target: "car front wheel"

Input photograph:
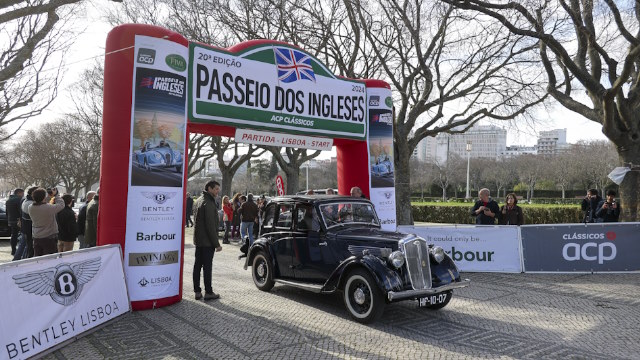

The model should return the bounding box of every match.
[252,251,274,292]
[343,268,384,323]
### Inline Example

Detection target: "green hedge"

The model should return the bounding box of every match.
[411,205,583,224]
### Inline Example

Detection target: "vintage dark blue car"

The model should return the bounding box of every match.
[245,195,469,323]
[133,141,183,172]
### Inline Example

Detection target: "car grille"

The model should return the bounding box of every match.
[165,153,172,165]
[401,237,432,290]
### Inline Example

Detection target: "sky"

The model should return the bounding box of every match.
[12,2,610,150]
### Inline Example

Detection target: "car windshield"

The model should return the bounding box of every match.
[319,202,379,229]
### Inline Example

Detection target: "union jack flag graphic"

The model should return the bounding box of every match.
[139,77,154,88]
[274,47,316,83]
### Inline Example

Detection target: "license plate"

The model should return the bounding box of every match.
[419,293,448,307]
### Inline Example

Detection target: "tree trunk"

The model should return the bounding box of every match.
[618,146,640,221]
[442,187,446,201]
[395,143,413,225]
[221,169,234,198]
[284,167,299,195]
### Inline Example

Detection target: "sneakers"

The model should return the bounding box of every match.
[204,292,220,300]
[195,292,202,300]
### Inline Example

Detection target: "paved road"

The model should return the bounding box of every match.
[1,233,638,359]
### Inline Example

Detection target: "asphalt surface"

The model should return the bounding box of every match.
[1,232,638,359]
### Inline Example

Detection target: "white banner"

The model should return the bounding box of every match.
[235,128,333,151]
[399,225,522,272]
[0,245,130,360]
[367,87,396,231]
[190,43,367,139]
[125,35,188,301]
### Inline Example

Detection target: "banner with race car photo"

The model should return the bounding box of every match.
[125,35,188,301]
[367,87,396,231]
[398,225,522,272]
[521,223,640,272]
[189,42,367,140]
[0,245,130,360]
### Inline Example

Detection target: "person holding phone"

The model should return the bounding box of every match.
[28,187,64,256]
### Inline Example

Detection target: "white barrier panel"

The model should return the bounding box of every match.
[0,245,130,360]
[398,225,522,272]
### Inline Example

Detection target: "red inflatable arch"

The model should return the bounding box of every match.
[100,24,390,310]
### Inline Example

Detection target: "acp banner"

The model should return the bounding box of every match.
[399,225,522,272]
[521,223,640,272]
[368,88,396,231]
[189,43,366,139]
[0,245,130,360]
[125,35,188,301]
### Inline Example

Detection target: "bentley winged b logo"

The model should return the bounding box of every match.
[142,191,176,204]
[12,257,102,306]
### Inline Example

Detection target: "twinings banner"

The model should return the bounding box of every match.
[125,35,188,301]
[189,43,367,140]
[367,87,396,231]
[0,245,130,360]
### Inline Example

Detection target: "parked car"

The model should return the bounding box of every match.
[0,201,11,237]
[244,195,469,323]
[295,189,338,195]
[133,141,183,172]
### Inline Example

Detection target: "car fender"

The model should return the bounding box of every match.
[431,253,462,286]
[245,239,277,273]
[323,255,403,296]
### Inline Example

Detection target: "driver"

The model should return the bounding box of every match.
[322,205,339,225]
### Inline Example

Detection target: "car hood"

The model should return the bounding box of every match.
[330,226,409,246]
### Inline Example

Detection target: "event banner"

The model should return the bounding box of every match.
[521,223,640,272]
[189,43,367,140]
[0,245,130,360]
[398,225,522,272]
[368,87,396,231]
[125,35,188,301]
[235,128,333,151]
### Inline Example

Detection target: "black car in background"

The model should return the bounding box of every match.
[0,201,11,238]
[245,195,469,323]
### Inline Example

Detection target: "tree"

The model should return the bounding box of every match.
[442,0,640,220]
[514,154,543,201]
[1,0,120,142]
[211,138,265,197]
[352,1,547,224]
[266,147,321,194]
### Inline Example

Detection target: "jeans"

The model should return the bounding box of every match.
[185,214,193,227]
[223,221,231,242]
[240,221,255,245]
[12,233,26,261]
[193,246,215,294]
[10,223,20,255]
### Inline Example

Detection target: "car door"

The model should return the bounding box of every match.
[291,204,334,283]
[270,204,295,279]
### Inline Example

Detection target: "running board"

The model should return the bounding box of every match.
[275,279,323,293]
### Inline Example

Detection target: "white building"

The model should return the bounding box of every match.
[414,125,507,163]
[500,145,538,157]
[537,128,569,155]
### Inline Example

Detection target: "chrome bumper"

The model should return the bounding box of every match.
[387,279,471,301]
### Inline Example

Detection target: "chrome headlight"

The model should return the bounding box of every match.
[430,246,445,263]
[388,250,405,269]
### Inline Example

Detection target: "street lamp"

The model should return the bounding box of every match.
[465,141,472,199]
[305,161,310,190]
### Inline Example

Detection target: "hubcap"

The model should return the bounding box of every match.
[354,288,366,305]
[257,262,265,278]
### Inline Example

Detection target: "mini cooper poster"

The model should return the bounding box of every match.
[124,35,188,302]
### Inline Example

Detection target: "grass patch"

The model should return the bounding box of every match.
[411,201,579,209]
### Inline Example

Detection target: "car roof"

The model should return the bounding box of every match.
[267,195,370,204]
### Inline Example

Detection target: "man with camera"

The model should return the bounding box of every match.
[28,187,64,256]
[581,189,602,223]
[595,190,621,223]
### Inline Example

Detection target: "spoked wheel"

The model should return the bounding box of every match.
[252,251,274,291]
[343,268,384,323]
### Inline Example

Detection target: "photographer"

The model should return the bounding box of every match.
[595,190,621,223]
[580,189,602,223]
[28,187,64,256]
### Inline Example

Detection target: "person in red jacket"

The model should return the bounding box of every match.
[222,195,234,244]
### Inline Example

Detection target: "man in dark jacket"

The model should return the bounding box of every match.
[16,187,37,260]
[185,192,194,227]
[595,189,621,223]
[581,189,602,223]
[470,188,499,225]
[6,188,24,255]
[239,193,259,246]
[192,180,222,301]
[85,189,99,248]
[77,191,96,249]
[56,194,78,252]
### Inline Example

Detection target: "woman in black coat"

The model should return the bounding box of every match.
[499,193,524,225]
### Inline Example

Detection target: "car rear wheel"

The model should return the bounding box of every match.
[252,251,274,292]
[421,290,452,310]
[343,268,384,323]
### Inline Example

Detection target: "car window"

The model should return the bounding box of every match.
[276,204,293,229]
[319,201,379,229]
[263,205,275,228]
[295,204,317,231]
